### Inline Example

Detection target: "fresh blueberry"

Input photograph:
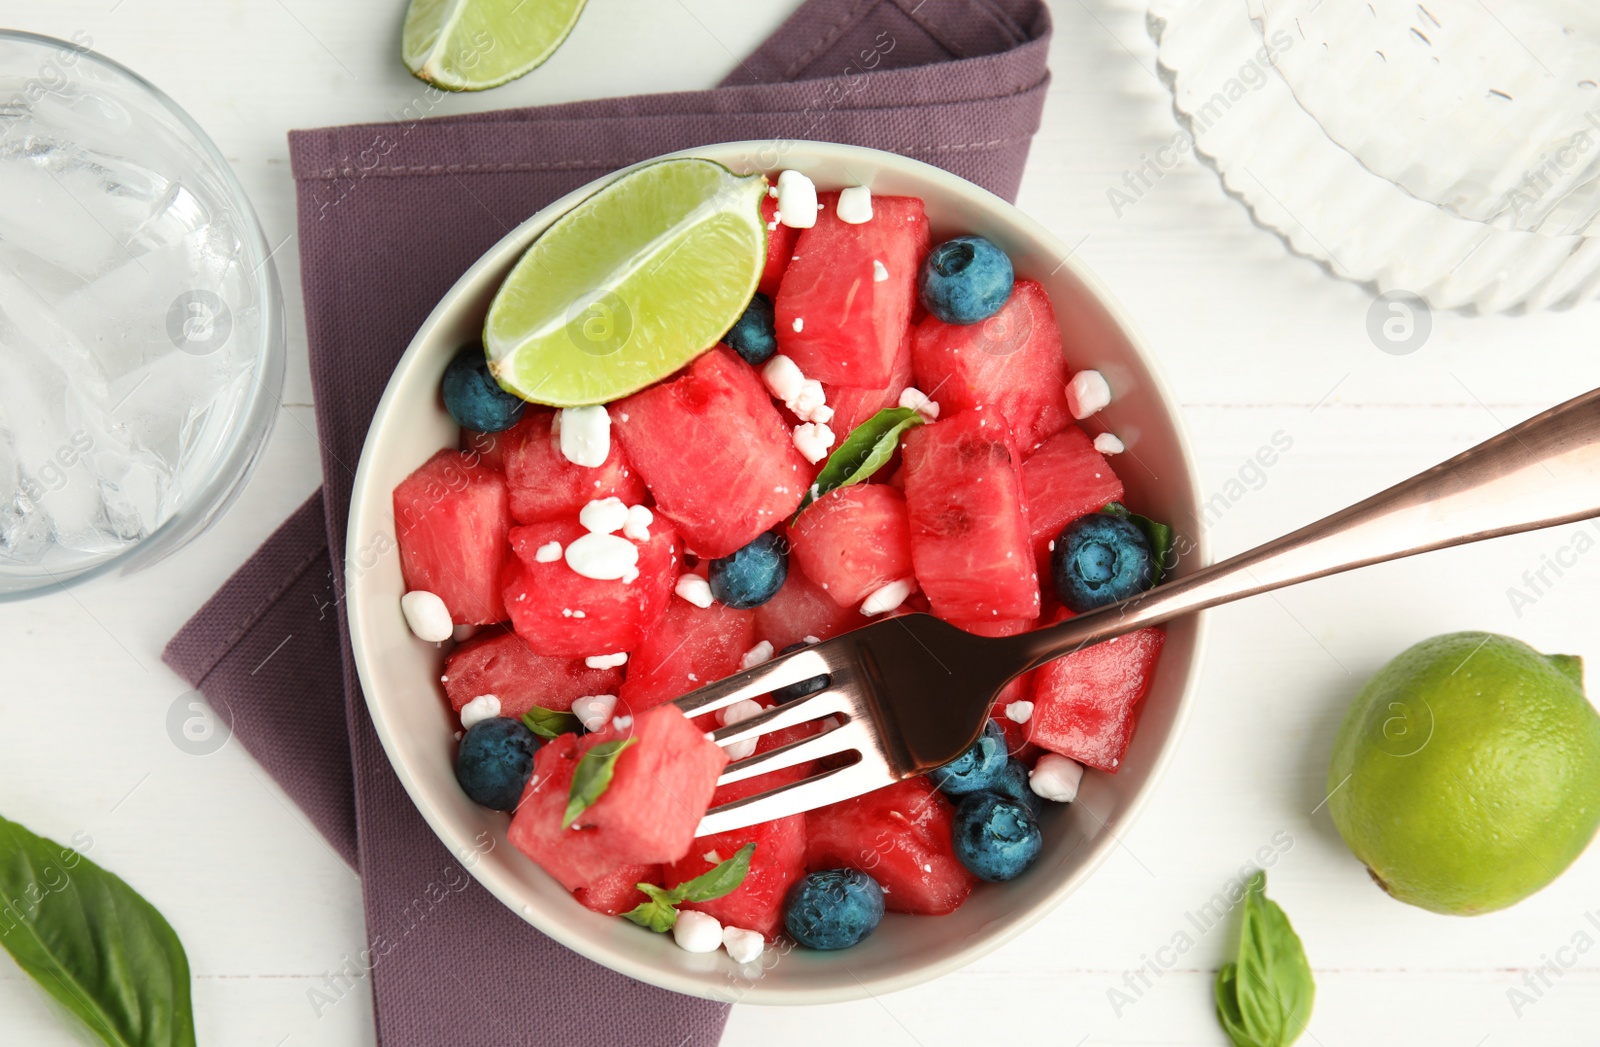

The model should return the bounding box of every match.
[784,868,885,950]
[708,531,788,609]
[928,720,1009,797]
[986,759,1043,817]
[772,640,830,703]
[441,345,526,433]
[455,717,539,811]
[918,236,1014,325]
[724,292,778,365]
[1051,513,1154,613]
[951,793,1043,882]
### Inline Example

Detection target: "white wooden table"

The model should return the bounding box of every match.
[3,2,1598,1043]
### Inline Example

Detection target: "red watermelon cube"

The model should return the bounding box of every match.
[502,518,677,657]
[501,410,646,525]
[825,326,915,438]
[573,862,662,917]
[667,816,807,939]
[775,193,929,386]
[1028,626,1166,773]
[754,567,867,649]
[759,195,800,299]
[1021,426,1124,567]
[788,484,914,609]
[611,347,809,558]
[393,449,512,625]
[805,778,976,915]
[619,598,755,712]
[442,630,622,718]
[461,427,510,472]
[901,411,1040,622]
[910,280,1071,452]
[507,734,616,889]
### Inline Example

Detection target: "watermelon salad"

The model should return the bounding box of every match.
[391,170,1171,965]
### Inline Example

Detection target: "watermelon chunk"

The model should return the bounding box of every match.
[502,518,677,657]
[754,568,867,649]
[759,195,800,299]
[611,347,809,558]
[393,449,512,624]
[619,598,755,712]
[1022,426,1124,566]
[509,706,728,887]
[1028,626,1166,773]
[775,193,930,386]
[667,817,807,939]
[901,411,1040,622]
[910,280,1071,452]
[573,862,661,917]
[501,410,647,525]
[788,484,914,609]
[442,630,621,718]
[825,326,915,438]
[461,427,510,473]
[805,778,976,915]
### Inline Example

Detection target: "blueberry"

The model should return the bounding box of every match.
[1051,513,1154,613]
[441,345,526,433]
[928,720,1009,797]
[986,759,1044,817]
[784,869,885,950]
[772,640,830,703]
[951,793,1043,882]
[455,717,539,811]
[724,292,778,365]
[918,236,1014,325]
[708,531,788,609]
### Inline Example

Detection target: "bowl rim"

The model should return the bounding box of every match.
[346,141,1211,1004]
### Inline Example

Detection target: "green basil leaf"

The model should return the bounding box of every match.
[674,843,756,903]
[1100,502,1176,585]
[0,815,196,1047]
[521,705,582,740]
[794,407,925,516]
[1214,871,1314,1047]
[621,883,681,933]
[562,737,637,829]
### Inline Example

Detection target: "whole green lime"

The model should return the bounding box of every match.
[1328,631,1600,915]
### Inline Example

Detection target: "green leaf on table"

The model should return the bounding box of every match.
[1101,501,1176,585]
[794,407,926,517]
[620,844,757,932]
[0,814,196,1047]
[562,737,637,829]
[1214,871,1314,1047]
[521,705,581,740]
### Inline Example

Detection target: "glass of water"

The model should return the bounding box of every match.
[0,30,285,598]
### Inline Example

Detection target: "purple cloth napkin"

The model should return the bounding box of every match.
[164,2,1051,1043]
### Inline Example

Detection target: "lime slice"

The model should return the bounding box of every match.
[402,0,588,91]
[485,158,768,407]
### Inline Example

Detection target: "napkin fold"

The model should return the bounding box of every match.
[164,2,1051,1042]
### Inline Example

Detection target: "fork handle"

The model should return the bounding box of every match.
[1017,386,1600,669]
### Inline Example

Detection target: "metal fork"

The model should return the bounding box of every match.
[681,386,1600,837]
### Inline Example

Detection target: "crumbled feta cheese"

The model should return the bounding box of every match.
[675,574,714,608]
[836,185,873,224]
[612,715,633,732]
[775,170,818,229]
[792,317,804,333]
[1004,700,1034,724]
[558,405,611,467]
[719,698,764,760]
[1093,432,1125,455]
[872,259,889,283]
[572,694,618,732]
[571,610,586,618]
[860,577,916,616]
[1029,753,1085,803]
[564,532,640,580]
[898,386,940,420]
[579,497,630,535]
[451,623,478,643]
[1066,370,1112,419]
[740,641,775,670]
[723,926,766,964]
[704,850,724,865]
[762,354,805,403]
[803,635,821,645]
[585,652,628,670]
[788,379,828,422]
[793,421,835,464]
[400,590,453,642]
[813,404,834,424]
[460,693,501,729]
[673,910,724,953]
[623,504,653,541]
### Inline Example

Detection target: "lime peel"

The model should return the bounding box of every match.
[402,0,589,92]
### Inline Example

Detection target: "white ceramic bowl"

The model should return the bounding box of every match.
[346,142,1208,1004]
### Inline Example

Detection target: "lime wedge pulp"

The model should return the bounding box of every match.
[485,158,769,407]
[402,0,588,91]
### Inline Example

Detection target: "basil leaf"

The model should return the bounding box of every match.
[521,705,581,740]
[794,407,925,516]
[562,737,637,829]
[621,883,681,933]
[1214,871,1314,1047]
[674,843,756,903]
[1100,502,1176,585]
[0,815,196,1047]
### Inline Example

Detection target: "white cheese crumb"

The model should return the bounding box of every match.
[872,259,889,282]
[740,641,775,670]
[400,590,453,642]
[612,715,633,732]
[1066,370,1112,419]
[898,386,941,420]
[673,910,724,953]
[704,850,724,865]
[558,405,611,467]
[1004,700,1034,724]
[623,504,654,542]
[836,185,873,224]
[1030,754,1085,803]
[792,317,805,333]
[788,379,829,423]
[775,170,818,229]
[860,577,917,616]
[762,354,806,403]
[451,623,478,643]
[723,926,766,964]
[675,574,715,608]
[585,652,628,670]
[564,532,640,581]
[572,694,618,732]
[719,697,765,760]
[579,497,630,535]
[803,634,821,644]
[1093,432,1125,455]
[460,693,501,729]
[793,421,835,464]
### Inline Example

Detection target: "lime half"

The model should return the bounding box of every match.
[402,0,588,91]
[485,158,768,406]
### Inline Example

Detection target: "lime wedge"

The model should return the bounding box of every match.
[485,158,768,407]
[402,0,588,91]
